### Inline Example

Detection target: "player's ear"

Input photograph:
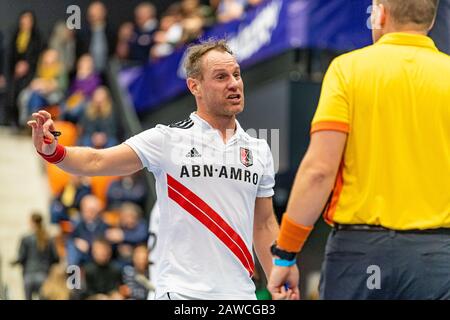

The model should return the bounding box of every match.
[187,77,201,97]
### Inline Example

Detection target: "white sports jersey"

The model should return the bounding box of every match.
[125,112,275,300]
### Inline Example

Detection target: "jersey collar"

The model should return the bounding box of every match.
[190,112,248,143]
[375,32,438,51]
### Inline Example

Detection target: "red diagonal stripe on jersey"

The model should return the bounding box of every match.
[167,174,254,277]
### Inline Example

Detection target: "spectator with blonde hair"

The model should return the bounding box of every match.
[40,263,71,300]
[18,48,67,125]
[78,86,118,148]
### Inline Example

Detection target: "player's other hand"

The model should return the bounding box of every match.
[267,265,300,300]
[27,110,57,155]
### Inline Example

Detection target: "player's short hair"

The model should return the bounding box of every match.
[184,39,234,79]
[376,0,439,27]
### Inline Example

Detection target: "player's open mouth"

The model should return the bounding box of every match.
[227,94,241,102]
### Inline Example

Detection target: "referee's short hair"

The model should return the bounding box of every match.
[184,39,234,79]
[377,0,439,28]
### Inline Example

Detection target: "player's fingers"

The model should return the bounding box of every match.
[27,120,37,130]
[32,112,46,127]
[289,286,300,300]
[38,109,52,120]
[42,118,55,142]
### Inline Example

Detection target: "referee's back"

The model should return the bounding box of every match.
[312,32,450,230]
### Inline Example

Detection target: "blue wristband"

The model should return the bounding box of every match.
[273,258,296,267]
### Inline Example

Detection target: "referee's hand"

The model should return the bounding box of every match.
[27,110,57,155]
[267,265,300,300]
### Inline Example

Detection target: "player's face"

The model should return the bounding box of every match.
[198,50,244,117]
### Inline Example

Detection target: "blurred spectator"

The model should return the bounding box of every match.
[40,263,71,300]
[76,1,116,73]
[115,22,134,61]
[150,4,184,60]
[17,49,67,125]
[122,245,152,300]
[0,30,5,87]
[106,172,147,210]
[82,238,123,300]
[50,175,91,225]
[66,195,109,266]
[246,0,264,8]
[49,21,76,75]
[147,201,160,299]
[7,10,42,128]
[105,202,148,265]
[180,0,206,43]
[0,30,7,125]
[129,2,158,63]
[78,86,118,148]
[12,212,59,300]
[61,54,102,123]
[217,0,246,23]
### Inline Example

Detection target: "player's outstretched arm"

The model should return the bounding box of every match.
[28,110,143,177]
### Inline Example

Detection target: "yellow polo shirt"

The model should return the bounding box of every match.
[311,32,450,230]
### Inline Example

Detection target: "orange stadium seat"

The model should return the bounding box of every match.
[91,175,119,209]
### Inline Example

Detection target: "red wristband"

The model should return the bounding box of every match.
[37,144,67,164]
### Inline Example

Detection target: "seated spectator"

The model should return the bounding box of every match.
[150,4,184,60]
[12,212,59,300]
[66,195,109,266]
[82,238,123,300]
[217,0,246,23]
[17,48,67,125]
[122,245,152,300]
[129,2,158,63]
[78,86,118,148]
[61,54,102,123]
[105,202,148,265]
[106,172,147,210]
[49,21,76,75]
[50,175,91,225]
[115,22,134,62]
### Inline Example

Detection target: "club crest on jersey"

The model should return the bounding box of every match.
[240,147,253,167]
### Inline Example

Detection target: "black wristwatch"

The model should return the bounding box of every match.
[270,243,297,261]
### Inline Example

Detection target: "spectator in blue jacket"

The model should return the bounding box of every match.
[105,202,148,266]
[129,2,158,63]
[66,195,109,266]
[106,172,147,211]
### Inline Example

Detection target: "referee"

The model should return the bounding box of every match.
[268,0,449,299]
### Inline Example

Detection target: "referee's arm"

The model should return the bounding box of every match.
[285,130,347,227]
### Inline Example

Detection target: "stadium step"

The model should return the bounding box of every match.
[0,126,50,299]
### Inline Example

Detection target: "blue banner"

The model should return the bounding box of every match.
[121,0,372,114]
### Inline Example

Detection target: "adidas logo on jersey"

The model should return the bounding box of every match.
[186,148,202,158]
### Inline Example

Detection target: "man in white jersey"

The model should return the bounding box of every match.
[28,40,292,300]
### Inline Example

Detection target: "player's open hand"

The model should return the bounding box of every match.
[27,110,57,155]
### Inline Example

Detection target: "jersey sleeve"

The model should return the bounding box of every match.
[257,140,275,198]
[124,126,165,172]
[311,57,350,134]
